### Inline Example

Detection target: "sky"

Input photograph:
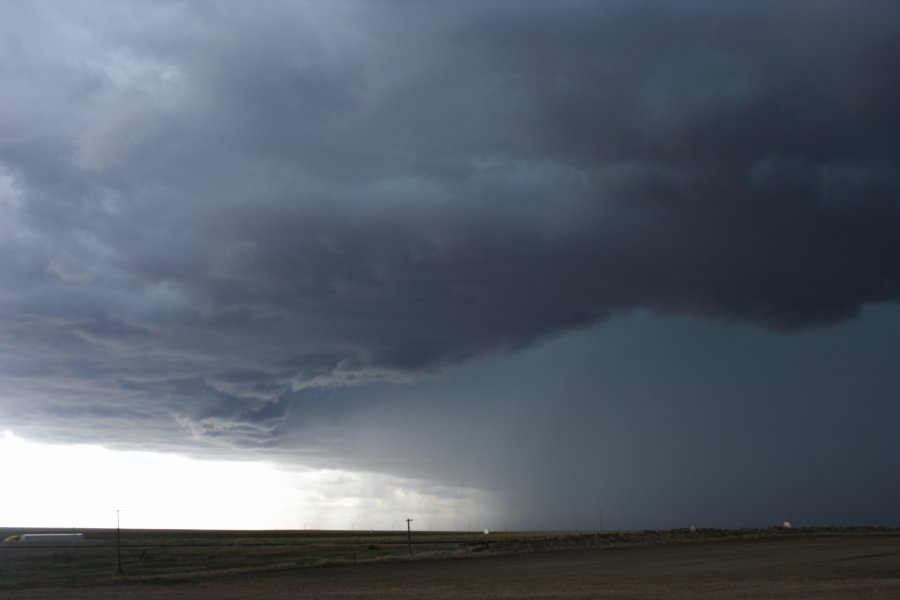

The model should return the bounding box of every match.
[0,0,898,531]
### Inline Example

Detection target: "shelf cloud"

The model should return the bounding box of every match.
[1,2,898,524]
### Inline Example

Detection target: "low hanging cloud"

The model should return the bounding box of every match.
[0,1,898,456]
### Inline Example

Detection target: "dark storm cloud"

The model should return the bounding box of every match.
[0,1,898,459]
[276,308,900,528]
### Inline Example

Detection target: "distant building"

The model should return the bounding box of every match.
[18,533,84,543]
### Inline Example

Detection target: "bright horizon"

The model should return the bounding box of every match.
[0,430,498,532]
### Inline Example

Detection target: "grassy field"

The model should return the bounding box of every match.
[0,526,487,585]
[1,526,898,591]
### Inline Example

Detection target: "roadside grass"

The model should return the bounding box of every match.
[1,526,897,588]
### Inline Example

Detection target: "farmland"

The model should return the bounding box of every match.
[0,526,485,585]
[1,527,898,598]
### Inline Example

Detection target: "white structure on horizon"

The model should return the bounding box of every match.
[15,533,84,543]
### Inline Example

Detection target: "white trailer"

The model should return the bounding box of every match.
[18,533,84,543]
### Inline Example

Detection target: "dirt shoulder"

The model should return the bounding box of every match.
[2,534,898,599]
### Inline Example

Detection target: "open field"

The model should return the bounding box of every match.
[1,528,898,598]
[1,527,463,585]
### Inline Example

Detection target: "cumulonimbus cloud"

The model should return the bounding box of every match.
[0,1,898,453]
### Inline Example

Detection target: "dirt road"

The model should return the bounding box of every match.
[3,535,898,599]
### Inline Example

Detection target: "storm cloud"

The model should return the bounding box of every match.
[1,1,899,522]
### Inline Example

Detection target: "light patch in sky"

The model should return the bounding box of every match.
[0,431,495,531]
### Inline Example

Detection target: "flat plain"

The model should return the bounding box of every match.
[1,529,898,599]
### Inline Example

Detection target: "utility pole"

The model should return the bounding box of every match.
[115,509,124,574]
[406,518,413,556]
[600,506,605,533]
